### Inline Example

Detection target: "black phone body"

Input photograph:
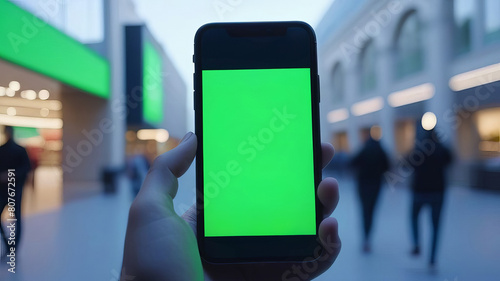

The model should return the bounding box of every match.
[194,21,322,263]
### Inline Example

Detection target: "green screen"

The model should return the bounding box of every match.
[203,68,316,237]
[0,0,110,98]
[142,40,163,124]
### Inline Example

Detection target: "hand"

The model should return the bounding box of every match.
[121,132,341,281]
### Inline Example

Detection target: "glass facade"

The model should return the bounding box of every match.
[395,11,423,79]
[331,63,345,103]
[10,0,104,44]
[360,41,377,93]
[453,0,474,54]
[484,0,500,44]
[0,0,110,98]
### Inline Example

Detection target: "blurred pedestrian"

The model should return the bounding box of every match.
[0,126,31,259]
[126,149,150,197]
[409,127,452,268]
[350,129,389,253]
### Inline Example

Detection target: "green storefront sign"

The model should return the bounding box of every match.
[0,0,110,98]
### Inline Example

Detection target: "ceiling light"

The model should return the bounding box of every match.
[9,81,20,91]
[421,112,437,130]
[25,90,37,100]
[155,130,169,143]
[6,88,15,97]
[0,114,63,129]
[351,96,384,116]
[449,62,500,91]
[0,98,62,110]
[39,89,50,100]
[137,129,170,143]
[327,108,349,123]
[388,83,435,107]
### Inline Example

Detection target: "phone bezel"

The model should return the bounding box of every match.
[194,21,323,263]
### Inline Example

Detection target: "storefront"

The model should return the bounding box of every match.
[454,79,500,189]
[124,24,187,164]
[0,0,112,212]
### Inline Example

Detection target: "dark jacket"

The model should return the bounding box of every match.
[410,130,452,194]
[351,138,390,186]
[0,138,31,185]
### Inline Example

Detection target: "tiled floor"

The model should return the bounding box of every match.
[1,167,499,280]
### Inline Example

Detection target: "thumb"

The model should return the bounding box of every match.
[140,132,197,200]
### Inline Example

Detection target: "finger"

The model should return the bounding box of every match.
[155,132,197,178]
[141,132,197,199]
[321,142,335,169]
[317,177,339,218]
[318,217,341,264]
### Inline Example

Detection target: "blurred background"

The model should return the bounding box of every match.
[0,0,499,280]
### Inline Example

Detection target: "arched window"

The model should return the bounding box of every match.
[453,0,474,54]
[360,40,377,93]
[331,63,344,103]
[395,11,423,79]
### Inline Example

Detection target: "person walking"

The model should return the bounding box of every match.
[0,126,31,259]
[409,127,452,268]
[126,150,150,197]
[350,133,389,253]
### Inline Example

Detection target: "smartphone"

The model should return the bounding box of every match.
[194,21,322,263]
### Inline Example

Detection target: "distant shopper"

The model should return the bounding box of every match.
[0,126,31,259]
[126,151,150,197]
[350,135,389,253]
[409,128,452,268]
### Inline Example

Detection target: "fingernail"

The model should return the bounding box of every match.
[180,132,193,143]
